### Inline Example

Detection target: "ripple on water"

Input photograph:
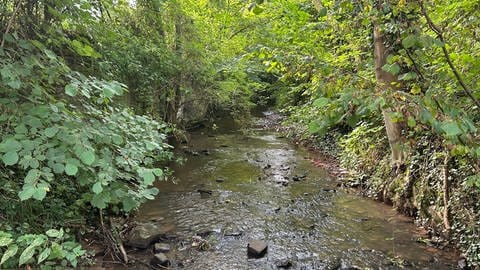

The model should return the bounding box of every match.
[136,130,456,269]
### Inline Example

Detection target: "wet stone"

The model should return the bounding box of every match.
[247,240,268,258]
[276,259,293,269]
[200,149,211,155]
[215,178,225,183]
[126,223,165,249]
[150,253,170,267]
[154,243,171,253]
[292,174,307,181]
[197,189,213,196]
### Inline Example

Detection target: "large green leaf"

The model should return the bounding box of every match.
[18,244,36,266]
[37,247,51,264]
[44,126,59,138]
[0,232,13,247]
[1,244,18,265]
[313,97,330,108]
[80,150,95,165]
[46,229,64,238]
[0,139,22,153]
[65,84,78,96]
[65,163,78,176]
[19,186,36,201]
[92,182,103,194]
[402,35,417,48]
[442,121,462,137]
[2,151,19,166]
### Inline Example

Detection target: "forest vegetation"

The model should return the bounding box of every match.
[0,0,479,268]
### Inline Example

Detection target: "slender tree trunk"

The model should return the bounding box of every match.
[167,22,183,124]
[373,14,406,170]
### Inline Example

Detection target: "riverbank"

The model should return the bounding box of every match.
[278,114,475,269]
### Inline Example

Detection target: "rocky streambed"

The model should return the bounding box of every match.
[114,115,457,270]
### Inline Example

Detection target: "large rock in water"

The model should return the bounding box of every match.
[126,222,166,249]
[247,240,268,258]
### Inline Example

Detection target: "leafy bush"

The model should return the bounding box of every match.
[0,229,85,268]
[0,36,173,267]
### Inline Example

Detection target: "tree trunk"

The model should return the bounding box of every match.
[167,22,183,125]
[373,17,406,170]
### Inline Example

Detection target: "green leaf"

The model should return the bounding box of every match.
[18,244,36,266]
[382,63,401,75]
[24,169,41,185]
[52,163,65,174]
[152,168,163,177]
[313,97,330,108]
[112,135,123,145]
[46,229,63,238]
[1,244,18,265]
[65,163,78,176]
[138,169,155,185]
[92,182,103,194]
[2,151,19,166]
[15,124,28,134]
[145,142,158,151]
[91,193,108,209]
[407,117,416,128]
[402,35,417,48]
[318,7,327,17]
[37,247,51,264]
[0,232,13,247]
[398,72,417,81]
[308,122,321,133]
[80,150,95,165]
[65,84,78,96]
[33,187,47,201]
[44,126,59,138]
[122,198,137,212]
[0,138,22,152]
[19,186,35,201]
[252,5,263,14]
[442,121,462,137]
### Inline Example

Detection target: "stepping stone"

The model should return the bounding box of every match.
[150,253,170,267]
[154,243,171,253]
[247,240,268,258]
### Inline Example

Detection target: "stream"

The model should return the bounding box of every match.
[133,113,457,269]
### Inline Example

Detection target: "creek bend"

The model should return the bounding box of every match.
[132,114,456,270]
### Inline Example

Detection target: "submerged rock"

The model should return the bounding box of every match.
[247,240,268,258]
[126,223,165,249]
[150,253,170,267]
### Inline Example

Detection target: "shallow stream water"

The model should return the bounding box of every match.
[135,115,456,270]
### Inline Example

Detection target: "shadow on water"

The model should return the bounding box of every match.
[135,116,457,270]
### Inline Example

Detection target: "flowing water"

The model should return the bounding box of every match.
[135,115,456,270]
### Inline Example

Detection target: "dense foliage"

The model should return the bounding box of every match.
[1,0,479,268]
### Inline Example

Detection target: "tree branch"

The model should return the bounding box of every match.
[419,1,480,109]
[1,0,22,47]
